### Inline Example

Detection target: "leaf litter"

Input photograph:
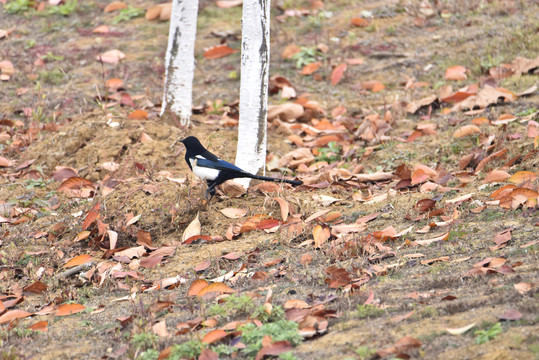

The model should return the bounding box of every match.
[0,1,538,359]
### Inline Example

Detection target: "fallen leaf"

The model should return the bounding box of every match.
[63,254,92,268]
[301,62,321,75]
[219,208,247,219]
[445,65,467,80]
[56,303,85,316]
[104,1,127,12]
[182,212,201,242]
[507,171,537,184]
[187,279,209,297]
[498,309,522,321]
[446,323,476,335]
[331,63,347,86]
[96,49,126,64]
[204,45,238,59]
[202,329,227,344]
[0,310,32,324]
[313,225,330,247]
[514,282,532,295]
[453,125,481,138]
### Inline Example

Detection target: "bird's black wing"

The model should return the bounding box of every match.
[196,158,247,174]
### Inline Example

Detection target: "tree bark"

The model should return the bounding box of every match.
[234,0,271,188]
[161,0,199,127]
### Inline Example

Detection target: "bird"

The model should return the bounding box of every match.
[180,136,302,200]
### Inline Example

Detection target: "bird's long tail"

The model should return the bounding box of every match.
[246,173,303,186]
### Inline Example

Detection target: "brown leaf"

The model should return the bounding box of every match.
[514,282,532,295]
[219,207,247,219]
[498,309,522,321]
[202,329,227,344]
[96,49,126,64]
[24,281,47,294]
[453,125,481,138]
[0,310,32,324]
[204,45,238,59]
[274,197,289,221]
[281,44,301,59]
[198,348,219,360]
[128,110,148,120]
[483,170,511,183]
[284,299,310,309]
[63,254,92,268]
[182,212,201,242]
[56,303,85,316]
[255,341,293,360]
[82,210,99,230]
[197,282,234,297]
[136,229,152,248]
[300,254,313,265]
[508,171,537,184]
[331,63,347,86]
[52,166,78,182]
[104,1,127,12]
[188,279,209,297]
[301,62,321,75]
[350,17,369,27]
[415,199,436,213]
[493,229,512,246]
[194,260,211,272]
[313,225,330,247]
[29,320,48,332]
[215,0,243,8]
[445,65,467,80]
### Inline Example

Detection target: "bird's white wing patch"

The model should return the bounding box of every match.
[192,157,219,181]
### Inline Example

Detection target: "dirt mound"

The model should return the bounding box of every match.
[24,111,183,182]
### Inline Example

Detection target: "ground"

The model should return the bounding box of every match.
[0,0,538,359]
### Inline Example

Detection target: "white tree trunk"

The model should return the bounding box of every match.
[160,0,199,127]
[235,0,271,188]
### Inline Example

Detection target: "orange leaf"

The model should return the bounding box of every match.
[471,117,489,125]
[63,254,92,268]
[92,25,110,34]
[105,78,123,90]
[58,177,94,191]
[483,170,511,183]
[56,303,85,316]
[508,171,537,184]
[283,299,310,309]
[0,310,32,324]
[453,125,481,138]
[96,49,126,64]
[197,282,234,297]
[301,62,321,75]
[104,1,127,13]
[331,63,347,86]
[300,254,313,265]
[202,329,228,344]
[350,17,369,27]
[82,210,99,230]
[127,110,148,120]
[188,279,209,297]
[204,45,238,60]
[24,281,47,294]
[29,320,48,332]
[445,65,467,81]
[274,197,289,221]
[313,225,330,247]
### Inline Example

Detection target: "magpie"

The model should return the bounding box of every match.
[180,136,302,200]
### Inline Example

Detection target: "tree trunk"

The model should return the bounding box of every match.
[234,0,271,188]
[161,0,199,127]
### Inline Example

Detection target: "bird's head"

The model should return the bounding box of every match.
[181,136,203,147]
